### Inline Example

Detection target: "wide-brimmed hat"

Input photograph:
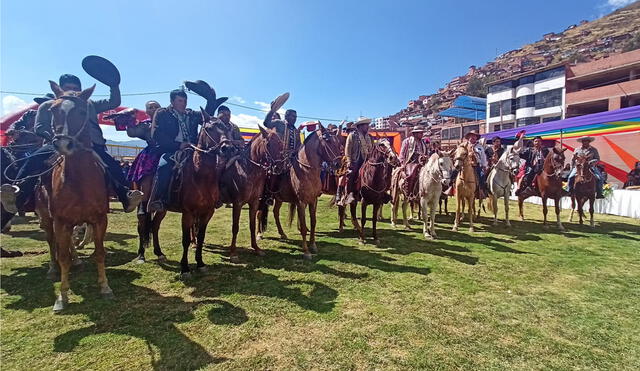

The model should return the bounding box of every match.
[464,130,481,139]
[82,55,121,87]
[270,92,290,113]
[576,136,595,143]
[33,93,55,105]
[344,122,355,131]
[299,121,319,132]
[412,125,427,133]
[355,117,372,126]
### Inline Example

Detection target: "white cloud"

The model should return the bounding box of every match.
[2,95,30,116]
[606,0,634,8]
[253,101,285,115]
[230,96,246,104]
[232,113,263,129]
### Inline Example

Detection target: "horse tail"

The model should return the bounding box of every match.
[287,203,296,229]
[259,199,269,232]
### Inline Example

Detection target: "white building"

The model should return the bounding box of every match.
[373,117,389,130]
[486,65,565,133]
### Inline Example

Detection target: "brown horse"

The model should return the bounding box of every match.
[38,82,111,312]
[165,111,234,278]
[568,154,596,227]
[219,126,284,262]
[321,132,347,232]
[125,123,168,264]
[350,139,399,244]
[258,125,343,259]
[518,147,567,231]
[452,144,477,232]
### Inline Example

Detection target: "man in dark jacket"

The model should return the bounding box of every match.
[0,74,142,215]
[147,89,218,212]
[515,136,549,196]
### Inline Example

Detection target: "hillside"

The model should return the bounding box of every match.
[388,1,640,125]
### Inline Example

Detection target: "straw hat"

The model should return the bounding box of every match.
[411,125,427,133]
[464,130,481,139]
[355,117,372,126]
[576,136,595,143]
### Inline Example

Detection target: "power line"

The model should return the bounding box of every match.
[0,89,344,122]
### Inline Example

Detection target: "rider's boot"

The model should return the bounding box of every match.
[0,184,20,214]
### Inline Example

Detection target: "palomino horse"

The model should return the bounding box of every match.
[568,154,596,227]
[219,126,284,262]
[419,152,453,239]
[350,139,399,244]
[125,122,168,264]
[518,147,568,231]
[390,157,425,230]
[39,82,111,312]
[486,145,520,226]
[258,125,343,259]
[166,111,234,278]
[452,144,478,232]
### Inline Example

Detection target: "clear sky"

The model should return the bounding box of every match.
[0,0,633,141]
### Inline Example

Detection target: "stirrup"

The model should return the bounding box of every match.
[0,184,20,213]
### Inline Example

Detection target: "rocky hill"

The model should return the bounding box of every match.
[388,1,640,125]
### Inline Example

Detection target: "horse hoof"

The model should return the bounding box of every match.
[180,272,192,280]
[302,253,313,261]
[505,222,511,227]
[469,228,474,233]
[279,234,288,240]
[254,249,266,257]
[452,227,458,232]
[256,234,263,241]
[358,240,366,245]
[197,266,208,273]
[390,223,397,229]
[373,239,380,245]
[52,297,68,313]
[101,291,115,300]
[47,269,60,282]
[338,227,344,233]
[404,226,412,231]
[133,256,145,264]
[157,255,167,263]
[229,255,241,264]
[309,244,318,254]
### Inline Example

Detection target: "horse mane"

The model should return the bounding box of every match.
[303,130,317,145]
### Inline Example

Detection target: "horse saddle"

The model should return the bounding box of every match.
[167,150,193,209]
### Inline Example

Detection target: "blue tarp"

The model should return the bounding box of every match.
[453,95,487,111]
[437,95,486,120]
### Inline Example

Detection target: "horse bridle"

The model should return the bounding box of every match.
[52,96,92,151]
[245,134,287,175]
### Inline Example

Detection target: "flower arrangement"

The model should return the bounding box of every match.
[602,183,614,199]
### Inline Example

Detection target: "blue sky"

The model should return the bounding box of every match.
[0,0,633,141]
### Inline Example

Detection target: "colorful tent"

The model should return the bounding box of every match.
[484,105,640,185]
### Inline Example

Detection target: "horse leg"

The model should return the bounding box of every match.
[180,213,195,278]
[504,194,511,227]
[569,196,575,222]
[273,200,288,240]
[372,203,380,244]
[421,196,430,239]
[229,203,241,263]
[41,214,59,281]
[518,197,525,221]
[391,193,398,228]
[555,198,565,231]
[589,197,595,228]
[402,199,410,230]
[430,200,438,239]
[195,212,212,272]
[152,211,167,261]
[134,212,151,263]
[490,195,498,226]
[359,201,368,244]
[92,216,113,298]
[541,197,549,228]
[468,197,475,233]
[338,205,345,233]
[308,198,318,254]
[52,221,73,312]
[248,202,265,256]
[452,196,460,232]
[297,203,312,260]
[578,197,584,225]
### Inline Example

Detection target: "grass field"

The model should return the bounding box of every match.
[1,197,639,370]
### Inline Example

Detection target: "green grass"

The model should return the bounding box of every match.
[1,197,639,370]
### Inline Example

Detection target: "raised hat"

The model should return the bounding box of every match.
[576,136,595,143]
[82,55,120,87]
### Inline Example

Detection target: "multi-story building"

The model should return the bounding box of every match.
[485,64,566,133]
[372,117,389,130]
[565,49,640,117]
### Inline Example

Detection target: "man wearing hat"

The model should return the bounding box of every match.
[216,105,244,148]
[399,125,428,199]
[567,136,604,198]
[0,74,144,218]
[515,135,549,196]
[147,86,223,213]
[342,117,374,204]
[264,108,299,160]
[485,136,504,168]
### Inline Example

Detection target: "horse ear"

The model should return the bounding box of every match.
[78,84,96,101]
[448,148,456,157]
[258,124,269,138]
[200,106,211,122]
[49,80,64,98]
[317,121,325,132]
[561,147,568,152]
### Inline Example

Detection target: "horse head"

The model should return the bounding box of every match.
[435,151,454,187]
[256,125,286,174]
[549,147,568,176]
[375,138,399,167]
[503,146,521,175]
[453,144,468,171]
[315,123,344,169]
[197,108,232,157]
[575,154,593,182]
[48,81,95,155]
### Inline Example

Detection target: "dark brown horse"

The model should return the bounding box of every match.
[518,147,568,231]
[568,154,596,227]
[38,82,111,312]
[321,131,347,232]
[219,126,284,262]
[258,125,343,259]
[350,139,399,244]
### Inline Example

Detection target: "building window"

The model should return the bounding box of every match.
[542,116,562,123]
[501,99,515,115]
[502,123,515,130]
[518,75,535,85]
[516,95,535,109]
[516,117,540,127]
[493,124,501,132]
[462,125,480,136]
[449,127,461,139]
[489,102,501,118]
[534,66,565,82]
[488,80,515,93]
[441,129,449,140]
[535,88,563,109]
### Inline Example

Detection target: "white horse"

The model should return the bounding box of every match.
[486,144,521,226]
[419,152,454,239]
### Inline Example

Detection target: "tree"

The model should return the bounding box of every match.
[622,32,640,52]
[465,75,497,98]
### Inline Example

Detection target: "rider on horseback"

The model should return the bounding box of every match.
[567,136,604,199]
[485,136,504,169]
[398,125,428,200]
[343,117,374,205]
[147,85,222,213]
[445,130,487,196]
[515,135,549,196]
[0,74,143,215]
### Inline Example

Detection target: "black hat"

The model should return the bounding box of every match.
[59,74,81,89]
[33,93,55,105]
[81,55,120,87]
